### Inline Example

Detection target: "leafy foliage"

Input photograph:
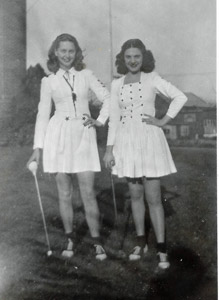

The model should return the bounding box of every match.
[9,64,46,145]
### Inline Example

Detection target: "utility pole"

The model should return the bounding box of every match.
[108,0,113,82]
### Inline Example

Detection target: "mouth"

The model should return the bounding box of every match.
[129,64,138,68]
[63,59,72,63]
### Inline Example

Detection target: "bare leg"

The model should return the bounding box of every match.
[77,171,100,238]
[128,181,145,236]
[55,173,73,234]
[143,178,165,243]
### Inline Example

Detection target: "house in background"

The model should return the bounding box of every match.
[89,89,216,143]
[155,93,216,140]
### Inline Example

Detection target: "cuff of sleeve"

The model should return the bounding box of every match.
[33,144,43,150]
[166,112,175,119]
[97,115,108,125]
[107,136,114,146]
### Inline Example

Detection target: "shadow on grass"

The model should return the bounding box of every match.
[96,183,180,244]
[146,245,207,300]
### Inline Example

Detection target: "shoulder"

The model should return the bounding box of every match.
[111,76,124,88]
[79,69,99,83]
[42,73,57,82]
[80,68,94,78]
[142,71,165,88]
[141,71,159,81]
[41,75,50,85]
[41,74,58,91]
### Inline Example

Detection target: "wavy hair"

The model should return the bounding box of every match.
[47,33,85,73]
[115,39,155,74]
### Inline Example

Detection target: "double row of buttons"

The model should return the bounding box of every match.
[120,82,143,105]
[120,82,144,124]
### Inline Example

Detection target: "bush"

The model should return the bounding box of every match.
[8,64,46,145]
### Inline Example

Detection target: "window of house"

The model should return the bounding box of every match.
[204,119,215,127]
[163,125,177,139]
[204,119,216,134]
[180,125,190,137]
[184,113,196,123]
[163,128,170,134]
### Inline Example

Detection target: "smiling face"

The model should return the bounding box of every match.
[124,47,143,74]
[55,41,76,70]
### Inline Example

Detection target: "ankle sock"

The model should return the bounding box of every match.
[136,235,146,248]
[157,242,167,253]
[91,236,102,246]
[65,232,75,241]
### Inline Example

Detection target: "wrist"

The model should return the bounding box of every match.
[106,145,113,153]
[95,120,103,127]
[161,115,172,126]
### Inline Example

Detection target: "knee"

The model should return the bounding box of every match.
[131,194,143,204]
[82,188,98,212]
[146,195,162,208]
[56,173,72,192]
[59,189,72,200]
[80,184,95,200]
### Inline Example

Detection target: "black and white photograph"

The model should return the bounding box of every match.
[0,0,217,299]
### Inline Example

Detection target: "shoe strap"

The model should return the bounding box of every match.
[67,238,74,251]
[157,252,168,262]
[131,246,142,255]
[94,244,105,255]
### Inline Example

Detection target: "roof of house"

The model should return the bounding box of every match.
[156,92,216,109]
[184,92,216,107]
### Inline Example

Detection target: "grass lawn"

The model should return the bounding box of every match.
[0,145,217,300]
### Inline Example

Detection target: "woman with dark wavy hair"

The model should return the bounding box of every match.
[115,39,155,74]
[27,33,109,260]
[104,39,187,269]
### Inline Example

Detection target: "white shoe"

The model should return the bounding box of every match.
[94,244,107,261]
[129,244,148,261]
[61,238,74,258]
[157,252,170,269]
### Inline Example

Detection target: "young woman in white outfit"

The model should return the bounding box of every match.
[104,39,187,269]
[27,34,110,260]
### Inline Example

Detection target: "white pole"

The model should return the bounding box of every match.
[108,0,113,82]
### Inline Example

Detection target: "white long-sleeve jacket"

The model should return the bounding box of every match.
[34,68,110,149]
[107,71,188,146]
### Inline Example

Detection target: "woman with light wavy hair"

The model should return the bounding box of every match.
[28,33,109,260]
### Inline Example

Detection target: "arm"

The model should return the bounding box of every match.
[142,73,188,127]
[107,80,121,145]
[154,74,188,119]
[33,77,52,149]
[27,77,52,167]
[103,80,121,169]
[83,71,110,127]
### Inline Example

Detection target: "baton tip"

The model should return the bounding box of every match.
[28,161,38,175]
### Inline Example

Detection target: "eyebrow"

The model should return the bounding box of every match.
[125,54,141,57]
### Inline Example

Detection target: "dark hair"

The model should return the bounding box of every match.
[115,39,155,74]
[47,33,85,73]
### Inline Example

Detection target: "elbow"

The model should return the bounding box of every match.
[183,94,188,105]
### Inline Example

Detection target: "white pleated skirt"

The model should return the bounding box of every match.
[112,118,177,178]
[43,114,100,173]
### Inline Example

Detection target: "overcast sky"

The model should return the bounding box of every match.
[26,0,216,103]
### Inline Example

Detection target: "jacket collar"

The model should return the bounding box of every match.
[57,67,77,77]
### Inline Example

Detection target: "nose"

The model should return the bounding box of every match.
[130,57,135,63]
